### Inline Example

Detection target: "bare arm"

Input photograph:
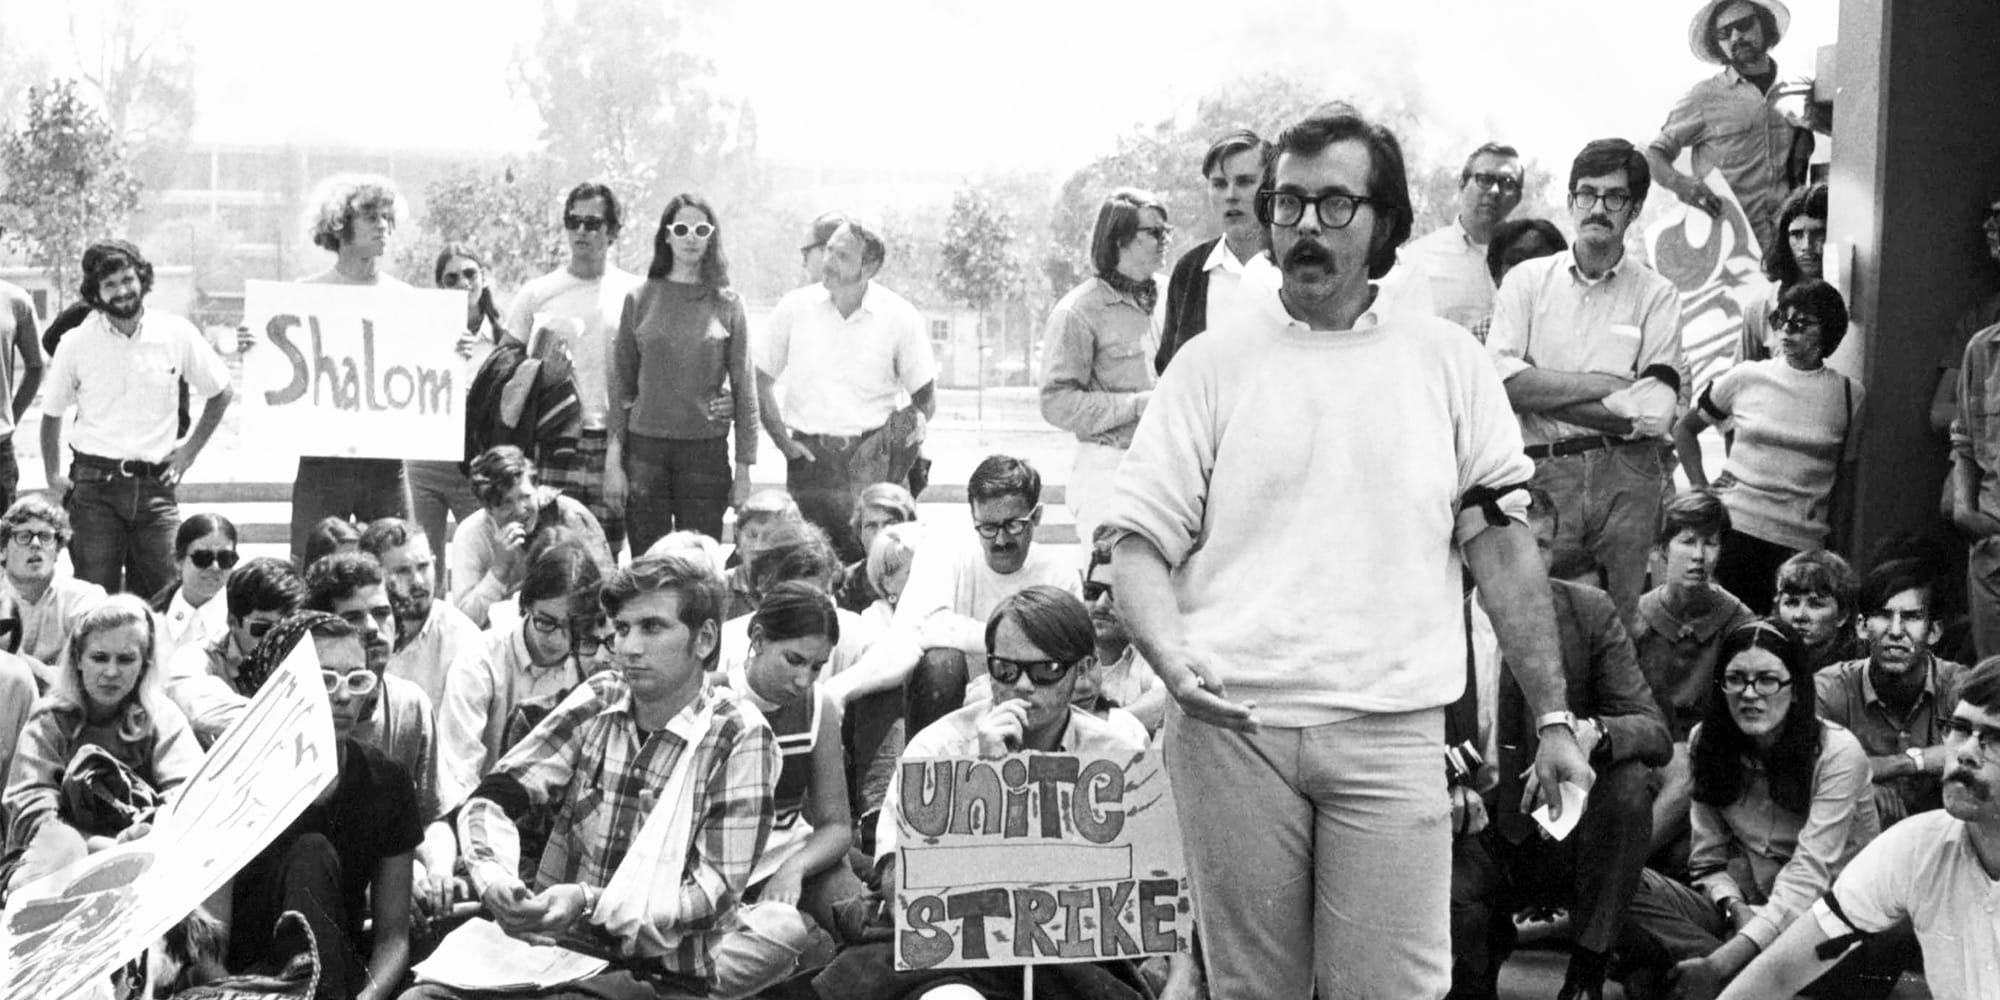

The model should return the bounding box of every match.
[1645,144,1717,215]
[1714,917,1843,1000]
[40,409,65,492]
[9,299,43,423]
[1675,407,1714,487]
[171,386,233,479]
[358,852,414,1000]
[1502,369,1633,414]
[1543,400,1638,436]
[1113,534,1256,730]
[756,370,809,461]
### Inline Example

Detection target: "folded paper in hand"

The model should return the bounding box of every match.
[412,918,607,991]
[1529,782,1590,842]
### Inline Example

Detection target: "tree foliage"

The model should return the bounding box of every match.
[517,0,759,221]
[0,79,143,298]
[938,187,1024,311]
[66,0,197,191]
[396,157,571,293]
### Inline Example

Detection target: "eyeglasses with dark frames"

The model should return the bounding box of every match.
[1255,190,1376,230]
[986,655,1079,687]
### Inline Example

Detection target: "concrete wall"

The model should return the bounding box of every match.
[1834,0,2000,551]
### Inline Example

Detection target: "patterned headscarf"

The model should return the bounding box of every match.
[236,611,347,697]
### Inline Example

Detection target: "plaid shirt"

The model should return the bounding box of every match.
[460,673,778,978]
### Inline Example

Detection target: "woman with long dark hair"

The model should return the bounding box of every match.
[1615,620,1901,1000]
[606,193,759,550]
[435,243,505,344]
[1675,280,1863,614]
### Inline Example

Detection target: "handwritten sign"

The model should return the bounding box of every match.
[893,750,1189,971]
[1645,170,1766,391]
[2,636,338,1000]
[240,280,467,460]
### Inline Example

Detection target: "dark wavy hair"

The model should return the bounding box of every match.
[1260,105,1414,280]
[967,454,1041,508]
[1771,278,1850,356]
[1486,219,1568,284]
[434,243,504,340]
[984,585,1094,665]
[564,182,623,237]
[752,580,841,646]
[80,240,155,309]
[1568,138,1652,206]
[646,193,732,288]
[1691,619,1823,816]
[1762,183,1828,286]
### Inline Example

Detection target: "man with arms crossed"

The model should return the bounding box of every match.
[1104,106,1592,998]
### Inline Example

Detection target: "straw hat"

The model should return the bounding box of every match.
[1687,0,1790,64]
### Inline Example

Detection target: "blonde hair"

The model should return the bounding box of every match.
[866,522,923,597]
[305,173,401,252]
[646,530,726,577]
[51,594,173,742]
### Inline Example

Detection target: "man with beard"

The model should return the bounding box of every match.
[1404,142,1527,332]
[1487,139,1685,627]
[1102,106,1593,997]
[305,551,461,921]
[359,517,482,710]
[1816,559,1967,826]
[1155,129,1276,372]
[1718,656,2000,1000]
[757,218,937,561]
[823,455,1083,738]
[504,182,643,558]
[39,240,232,596]
[1648,0,1809,252]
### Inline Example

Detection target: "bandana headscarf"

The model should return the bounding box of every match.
[237,611,348,697]
[1098,268,1159,316]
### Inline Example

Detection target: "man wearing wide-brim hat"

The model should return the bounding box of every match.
[1646,0,1813,253]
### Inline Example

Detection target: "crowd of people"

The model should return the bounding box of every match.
[1,1,1999,999]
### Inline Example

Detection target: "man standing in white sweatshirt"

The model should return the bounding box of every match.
[1102,106,1595,999]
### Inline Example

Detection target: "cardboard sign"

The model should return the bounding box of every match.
[240,280,468,460]
[1644,170,1767,391]
[893,750,1189,971]
[2,637,338,1000]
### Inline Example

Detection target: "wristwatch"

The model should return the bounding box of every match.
[1906,746,1927,773]
[1534,710,1579,735]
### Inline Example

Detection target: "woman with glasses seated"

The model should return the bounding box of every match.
[1674,279,1863,616]
[149,513,239,656]
[1615,620,1903,1000]
[607,192,759,555]
[2,596,202,896]
[435,532,603,817]
[163,556,308,747]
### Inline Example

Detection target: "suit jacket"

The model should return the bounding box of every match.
[1490,580,1672,836]
[1154,237,1219,374]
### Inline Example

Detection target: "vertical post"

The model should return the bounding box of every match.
[976,308,986,425]
[1022,962,1034,998]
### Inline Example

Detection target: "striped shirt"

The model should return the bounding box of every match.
[460,674,778,979]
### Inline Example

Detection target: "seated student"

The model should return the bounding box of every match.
[825,455,1083,738]
[0,495,108,680]
[716,581,863,934]
[149,513,239,657]
[0,634,34,806]
[1719,656,2000,1000]
[859,521,921,634]
[162,556,307,746]
[1615,620,1896,1000]
[221,612,421,1000]
[305,551,458,917]
[724,488,805,620]
[452,445,608,628]
[406,552,808,1000]
[647,528,725,576]
[2,596,202,890]
[1816,558,1966,827]
[835,482,918,613]
[1449,488,1672,1000]
[360,517,484,710]
[435,535,601,815]
[1630,488,1759,866]
[1076,528,1163,735]
[303,515,362,570]
[719,521,883,681]
[1775,549,1863,672]
[814,585,1149,1000]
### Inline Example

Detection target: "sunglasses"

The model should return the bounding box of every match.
[1771,312,1822,334]
[669,223,715,239]
[1712,13,1760,39]
[245,619,279,640]
[322,669,380,698]
[439,266,481,288]
[986,655,1078,686]
[187,549,240,570]
[1082,548,1113,602]
[563,214,608,233]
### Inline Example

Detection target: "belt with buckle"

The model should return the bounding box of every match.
[73,452,171,478]
[1523,435,1624,461]
[795,431,868,450]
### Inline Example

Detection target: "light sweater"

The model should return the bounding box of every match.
[1101,291,1534,726]
[1700,359,1863,550]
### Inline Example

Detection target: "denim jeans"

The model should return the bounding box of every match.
[786,434,867,563]
[1968,536,2000,661]
[290,456,411,566]
[1530,442,1669,626]
[625,433,730,553]
[1165,704,1451,999]
[66,464,179,597]
[0,437,18,513]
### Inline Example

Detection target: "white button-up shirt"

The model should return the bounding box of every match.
[41,310,230,462]
[1403,217,1496,331]
[759,281,938,437]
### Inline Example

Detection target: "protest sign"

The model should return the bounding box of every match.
[893,750,1189,971]
[2,636,338,1000]
[240,280,467,461]
[1645,170,1767,390]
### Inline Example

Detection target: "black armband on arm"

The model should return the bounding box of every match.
[1461,482,1530,529]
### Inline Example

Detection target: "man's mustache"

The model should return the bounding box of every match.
[1284,241,1333,269]
[1947,771,1991,800]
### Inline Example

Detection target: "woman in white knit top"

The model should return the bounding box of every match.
[1674,280,1864,615]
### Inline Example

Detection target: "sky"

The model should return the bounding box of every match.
[7,0,1840,193]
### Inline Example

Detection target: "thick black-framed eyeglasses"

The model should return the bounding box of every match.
[1771,312,1822,334]
[1568,189,1634,213]
[973,516,1035,540]
[1255,190,1375,229]
[1720,673,1793,697]
[1466,172,1522,195]
[986,655,1078,687]
[1941,716,2000,757]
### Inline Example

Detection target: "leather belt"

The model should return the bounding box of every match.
[1523,435,1624,461]
[73,452,171,478]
